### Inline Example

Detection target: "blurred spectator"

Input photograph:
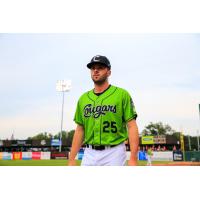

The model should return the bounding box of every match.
[173,145,177,151]
[146,147,153,166]
[162,146,166,151]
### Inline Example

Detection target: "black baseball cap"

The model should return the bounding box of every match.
[87,55,111,69]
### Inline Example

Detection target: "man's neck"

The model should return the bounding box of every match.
[94,82,110,93]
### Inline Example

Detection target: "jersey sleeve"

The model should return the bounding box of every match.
[73,100,84,125]
[122,90,138,122]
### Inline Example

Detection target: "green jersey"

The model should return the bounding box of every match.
[74,85,137,145]
[147,149,153,156]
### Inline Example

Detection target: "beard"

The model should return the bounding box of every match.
[92,74,108,85]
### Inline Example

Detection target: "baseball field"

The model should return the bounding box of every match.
[0,160,199,166]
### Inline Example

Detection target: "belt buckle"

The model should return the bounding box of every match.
[94,145,105,150]
[88,144,116,150]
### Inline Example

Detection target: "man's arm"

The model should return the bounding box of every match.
[68,124,84,166]
[127,119,139,166]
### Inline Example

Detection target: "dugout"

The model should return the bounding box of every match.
[0,139,70,153]
[1,135,180,152]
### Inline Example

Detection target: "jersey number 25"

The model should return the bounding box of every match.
[103,121,117,133]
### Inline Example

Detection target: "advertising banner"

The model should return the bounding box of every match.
[32,140,51,147]
[11,140,32,146]
[51,152,68,159]
[22,152,32,160]
[41,152,51,160]
[51,139,61,146]
[13,152,22,160]
[173,151,183,161]
[78,149,84,160]
[11,140,17,146]
[142,136,166,144]
[151,151,173,161]
[138,151,147,160]
[127,151,147,160]
[17,140,32,146]
[3,140,12,147]
[142,136,154,144]
[0,152,2,160]
[3,152,12,160]
[32,152,41,160]
[154,135,166,144]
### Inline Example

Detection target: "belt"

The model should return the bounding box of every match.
[85,144,117,151]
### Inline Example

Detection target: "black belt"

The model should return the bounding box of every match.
[85,144,117,150]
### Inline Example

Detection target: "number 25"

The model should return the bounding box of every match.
[103,121,117,133]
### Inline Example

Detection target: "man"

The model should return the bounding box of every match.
[68,55,139,166]
[146,146,153,166]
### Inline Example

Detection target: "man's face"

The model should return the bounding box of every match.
[90,63,111,85]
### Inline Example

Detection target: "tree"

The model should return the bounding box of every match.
[54,130,75,146]
[171,131,181,140]
[27,132,53,140]
[54,131,68,140]
[67,129,75,146]
[142,122,175,135]
[184,135,199,151]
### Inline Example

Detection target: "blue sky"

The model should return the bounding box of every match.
[0,33,200,139]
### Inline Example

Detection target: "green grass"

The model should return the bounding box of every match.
[0,159,79,166]
[0,159,172,166]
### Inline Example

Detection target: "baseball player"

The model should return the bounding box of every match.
[68,55,139,166]
[146,147,153,166]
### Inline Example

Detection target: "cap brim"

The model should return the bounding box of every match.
[87,62,111,69]
[87,62,95,69]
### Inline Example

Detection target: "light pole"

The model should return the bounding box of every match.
[188,135,191,151]
[180,132,185,161]
[197,130,199,151]
[56,80,71,152]
[198,104,200,151]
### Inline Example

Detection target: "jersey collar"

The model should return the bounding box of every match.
[93,84,111,96]
[87,85,117,103]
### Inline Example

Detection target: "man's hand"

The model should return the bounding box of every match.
[128,158,138,166]
[127,120,139,166]
[68,125,84,166]
[68,160,77,166]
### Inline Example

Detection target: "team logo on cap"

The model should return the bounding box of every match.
[93,55,100,62]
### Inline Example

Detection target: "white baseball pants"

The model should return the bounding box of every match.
[81,143,127,166]
[147,155,152,166]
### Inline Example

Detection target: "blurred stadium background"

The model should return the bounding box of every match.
[0,132,200,166]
